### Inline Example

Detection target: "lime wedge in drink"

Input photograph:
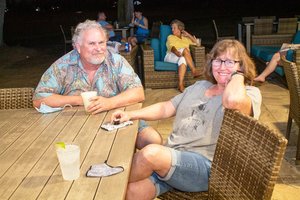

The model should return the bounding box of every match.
[55,142,66,149]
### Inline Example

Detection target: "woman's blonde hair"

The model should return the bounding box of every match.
[204,39,256,85]
[170,19,185,31]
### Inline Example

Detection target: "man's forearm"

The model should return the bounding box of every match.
[33,94,83,108]
[109,87,145,109]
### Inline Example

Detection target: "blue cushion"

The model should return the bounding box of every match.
[151,38,161,61]
[259,48,279,62]
[292,31,300,44]
[154,61,178,71]
[251,45,280,58]
[274,66,284,76]
[159,25,172,60]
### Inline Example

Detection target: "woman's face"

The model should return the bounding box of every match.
[134,11,142,19]
[171,23,181,36]
[212,50,240,86]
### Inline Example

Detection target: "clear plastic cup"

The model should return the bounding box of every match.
[56,144,80,181]
[81,91,97,113]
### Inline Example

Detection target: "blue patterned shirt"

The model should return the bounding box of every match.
[33,49,142,100]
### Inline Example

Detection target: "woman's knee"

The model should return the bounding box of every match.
[140,144,166,165]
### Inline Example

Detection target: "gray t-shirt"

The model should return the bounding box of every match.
[165,80,262,161]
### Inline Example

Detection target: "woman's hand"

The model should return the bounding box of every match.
[111,110,131,123]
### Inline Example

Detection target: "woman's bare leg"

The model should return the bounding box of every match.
[254,52,280,82]
[178,64,187,92]
[182,48,201,78]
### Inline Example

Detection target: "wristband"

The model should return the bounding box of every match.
[231,70,244,78]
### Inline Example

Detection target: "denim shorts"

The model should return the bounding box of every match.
[138,120,148,132]
[149,148,211,197]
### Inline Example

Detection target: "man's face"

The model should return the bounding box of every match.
[76,28,107,66]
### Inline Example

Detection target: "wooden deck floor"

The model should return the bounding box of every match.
[144,82,300,200]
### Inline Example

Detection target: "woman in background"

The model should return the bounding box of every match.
[164,19,201,92]
[128,7,150,47]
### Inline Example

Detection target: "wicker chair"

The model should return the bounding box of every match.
[142,43,205,89]
[158,109,287,200]
[212,19,235,42]
[252,18,297,47]
[280,56,300,165]
[0,88,34,109]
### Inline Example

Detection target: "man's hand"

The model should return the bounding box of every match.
[87,96,113,115]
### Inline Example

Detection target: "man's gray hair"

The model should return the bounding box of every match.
[72,19,108,45]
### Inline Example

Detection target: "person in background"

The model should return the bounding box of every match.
[33,19,144,115]
[164,19,201,92]
[128,7,150,47]
[254,31,300,82]
[111,39,262,200]
[97,11,121,42]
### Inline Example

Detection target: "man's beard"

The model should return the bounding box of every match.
[89,55,105,65]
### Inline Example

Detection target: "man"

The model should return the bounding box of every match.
[97,11,121,42]
[33,20,144,115]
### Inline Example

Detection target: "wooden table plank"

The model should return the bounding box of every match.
[95,103,141,200]
[9,108,91,200]
[0,108,75,199]
[38,109,108,200]
[65,108,122,200]
[0,111,42,155]
[0,111,60,177]
[0,103,141,200]
[0,109,35,137]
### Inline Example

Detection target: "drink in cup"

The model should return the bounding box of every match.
[56,144,80,181]
[81,91,97,113]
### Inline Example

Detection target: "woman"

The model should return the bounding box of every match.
[112,39,262,200]
[164,19,201,92]
[128,8,149,47]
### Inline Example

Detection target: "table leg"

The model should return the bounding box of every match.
[238,23,242,42]
[246,24,251,53]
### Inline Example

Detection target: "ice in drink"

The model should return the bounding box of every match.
[56,144,80,181]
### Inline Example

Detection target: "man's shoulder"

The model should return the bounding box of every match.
[52,50,79,69]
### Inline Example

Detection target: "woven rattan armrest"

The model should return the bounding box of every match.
[252,33,294,46]
[0,87,34,110]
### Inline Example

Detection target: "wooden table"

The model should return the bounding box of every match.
[0,103,141,200]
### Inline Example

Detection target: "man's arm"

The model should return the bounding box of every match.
[33,94,83,108]
[87,87,145,114]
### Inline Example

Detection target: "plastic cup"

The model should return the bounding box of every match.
[56,144,80,181]
[196,38,201,46]
[81,91,97,113]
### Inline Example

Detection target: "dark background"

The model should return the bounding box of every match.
[3,0,300,47]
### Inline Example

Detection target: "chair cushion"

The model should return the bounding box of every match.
[251,45,280,58]
[154,61,178,71]
[159,25,172,60]
[259,48,279,61]
[274,66,284,76]
[151,38,161,61]
[292,31,300,44]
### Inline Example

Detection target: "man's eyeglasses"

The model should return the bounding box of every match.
[212,59,240,68]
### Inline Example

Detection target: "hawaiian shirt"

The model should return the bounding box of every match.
[33,49,142,100]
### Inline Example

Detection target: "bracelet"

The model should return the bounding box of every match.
[231,70,244,78]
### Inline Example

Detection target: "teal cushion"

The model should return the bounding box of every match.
[259,49,279,62]
[159,25,172,60]
[274,66,284,76]
[251,45,280,58]
[154,61,178,71]
[151,38,161,61]
[292,31,300,43]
